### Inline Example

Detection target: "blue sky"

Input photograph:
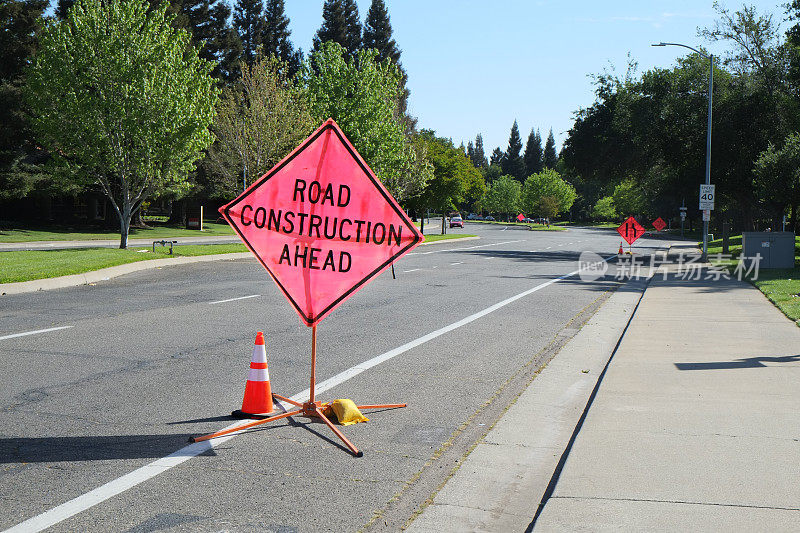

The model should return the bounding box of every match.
[285,0,786,156]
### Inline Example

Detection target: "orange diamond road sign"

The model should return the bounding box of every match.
[652,217,666,232]
[219,119,423,326]
[516,214,525,222]
[617,216,645,245]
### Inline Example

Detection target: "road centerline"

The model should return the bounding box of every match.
[0,326,74,342]
[208,294,260,305]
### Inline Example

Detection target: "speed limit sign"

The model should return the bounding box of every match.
[699,184,715,210]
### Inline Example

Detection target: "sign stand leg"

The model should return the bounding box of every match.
[191,325,406,457]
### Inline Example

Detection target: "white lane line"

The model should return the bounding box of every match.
[450,262,463,266]
[0,326,73,342]
[403,269,421,273]
[4,256,615,533]
[546,246,552,249]
[501,226,508,231]
[408,240,520,256]
[208,295,260,305]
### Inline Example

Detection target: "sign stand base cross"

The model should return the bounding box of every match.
[190,325,406,457]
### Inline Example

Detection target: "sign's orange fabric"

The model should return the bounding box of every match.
[220,119,423,326]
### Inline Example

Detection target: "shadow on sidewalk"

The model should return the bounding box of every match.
[675,354,800,370]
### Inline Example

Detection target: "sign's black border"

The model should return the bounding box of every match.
[221,121,422,326]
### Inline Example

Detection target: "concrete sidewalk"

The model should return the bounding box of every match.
[408,244,800,531]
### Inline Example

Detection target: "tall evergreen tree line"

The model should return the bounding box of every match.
[471,121,558,182]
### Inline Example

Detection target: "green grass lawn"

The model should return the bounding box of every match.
[0,244,248,284]
[0,220,235,242]
[752,269,800,324]
[466,220,567,231]
[0,233,474,284]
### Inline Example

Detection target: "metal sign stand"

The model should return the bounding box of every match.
[191,325,406,457]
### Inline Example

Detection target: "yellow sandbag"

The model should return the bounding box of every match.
[322,399,369,426]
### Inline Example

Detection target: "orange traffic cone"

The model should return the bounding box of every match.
[231,332,275,419]
[618,242,624,255]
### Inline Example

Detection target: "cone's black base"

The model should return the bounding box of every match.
[231,409,277,420]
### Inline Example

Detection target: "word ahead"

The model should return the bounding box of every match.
[220,119,423,326]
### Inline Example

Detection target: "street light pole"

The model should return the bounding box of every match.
[652,42,713,261]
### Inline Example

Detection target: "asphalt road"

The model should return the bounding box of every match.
[0,223,672,532]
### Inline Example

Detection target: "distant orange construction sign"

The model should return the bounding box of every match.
[219,119,423,326]
[617,216,645,245]
[652,217,666,232]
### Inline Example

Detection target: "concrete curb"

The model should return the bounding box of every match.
[0,235,478,296]
[405,277,649,532]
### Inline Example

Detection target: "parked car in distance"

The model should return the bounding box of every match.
[467,213,483,220]
[450,216,464,228]
[484,215,495,221]
[522,217,534,223]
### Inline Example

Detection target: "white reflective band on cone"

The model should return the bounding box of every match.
[247,368,270,382]
[251,346,267,364]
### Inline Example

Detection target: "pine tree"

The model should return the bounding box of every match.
[363,0,399,63]
[524,128,543,177]
[343,0,362,56]
[467,140,475,164]
[313,0,360,59]
[262,0,300,75]
[490,147,505,167]
[233,0,263,64]
[502,120,525,180]
[0,0,48,199]
[543,128,558,169]
[473,134,487,168]
[55,0,73,18]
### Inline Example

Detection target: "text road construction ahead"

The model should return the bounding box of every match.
[239,179,406,273]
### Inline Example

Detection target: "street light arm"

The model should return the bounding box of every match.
[652,42,709,58]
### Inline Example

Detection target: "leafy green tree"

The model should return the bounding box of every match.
[524,128,543,177]
[209,56,314,199]
[753,133,800,231]
[302,42,429,201]
[483,175,521,220]
[612,179,646,217]
[591,196,617,221]
[233,0,263,64]
[502,120,525,180]
[0,0,48,201]
[543,128,558,169]
[416,131,484,233]
[521,168,577,216]
[472,134,487,168]
[537,195,560,219]
[26,0,218,248]
[262,0,301,76]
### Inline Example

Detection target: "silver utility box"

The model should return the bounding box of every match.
[741,232,796,269]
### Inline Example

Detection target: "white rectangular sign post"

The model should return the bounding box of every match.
[702,209,711,222]
[699,184,715,210]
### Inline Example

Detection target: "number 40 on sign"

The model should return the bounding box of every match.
[699,184,715,210]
